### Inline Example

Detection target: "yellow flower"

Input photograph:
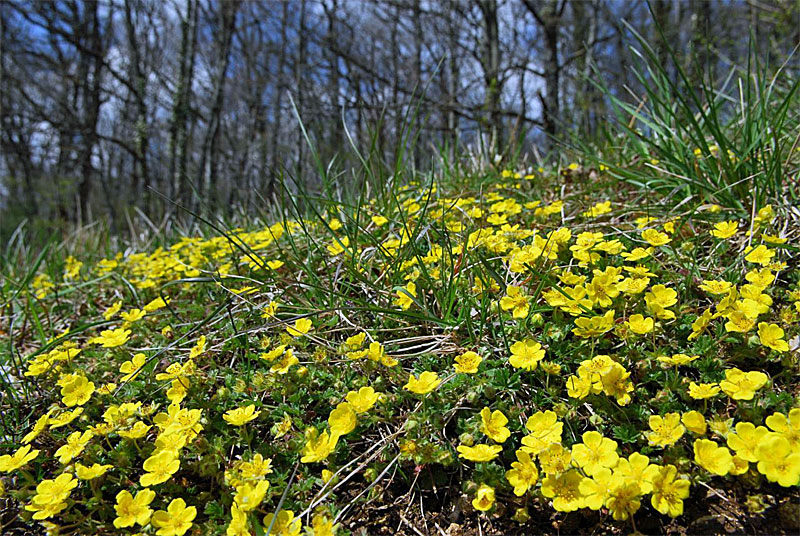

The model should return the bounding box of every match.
[719,368,768,400]
[570,431,619,476]
[394,282,417,310]
[54,430,93,464]
[605,478,641,520]
[403,371,441,395]
[344,332,366,350]
[641,228,670,246]
[727,422,769,462]
[710,221,738,239]
[521,410,563,455]
[682,411,707,435]
[600,362,634,405]
[151,498,197,536]
[271,414,293,439]
[508,339,545,370]
[48,407,83,429]
[326,236,349,256]
[227,504,249,536]
[582,200,612,218]
[140,450,180,486]
[75,462,113,480]
[144,296,168,312]
[699,280,733,295]
[657,353,699,367]
[262,509,302,536]
[286,318,313,337]
[688,309,713,340]
[479,407,510,443]
[300,427,338,463]
[104,301,122,320]
[572,310,615,338]
[453,351,482,374]
[614,452,657,494]
[757,322,789,352]
[121,308,146,323]
[239,453,274,480]
[22,412,52,444]
[744,244,775,265]
[457,443,502,462]
[345,386,380,413]
[505,450,539,496]
[372,215,388,227]
[328,402,357,436]
[25,473,77,519]
[472,483,495,512]
[694,438,733,475]
[649,465,691,517]
[120,353,147,382]
[113,488,156,528]
[755,434,800,487]
[269,350,299,376]
[621,246,653,261]
[688,381,720,399]
[646,413,685,447]
[579,467,614,510]
[541,469,585,512]
[540,361,561,375]
[224,404,261,426]
[260,301,280,319]
[538,443,572,475]
[499,285,530,319]
[745,268,774,289]
[645,285,677,319]
[60,375,95,406]
[627,314,653,335]
[0,444,40,472]
[90,327,131,348]
[765,409,800,449]
[233,480,270,512]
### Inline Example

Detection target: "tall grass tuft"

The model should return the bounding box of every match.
[576,19,799,215]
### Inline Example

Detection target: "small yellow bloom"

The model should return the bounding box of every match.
[0,444,39,472]
[627,314,654,335]
[457,443,502,462]
[479,407,510,443]
[394,282,417,310]
[694,438,733,476]
[641,228,670,246]
[719,368,768,400]
[508,339,545,370]
[472,483,495,511]
[744,244,775,265]
[151,498,196,536]
[454,351,482,374]
[224,404,261,426]
[682,411,707,435]
[403,371,441,395]
[328,402,357,436]
[114,488,156,528]
[757,322,789,352]
[286,318,313,337]
[75,462,113,480]
[710,221,738,239]
[345,386,380,413]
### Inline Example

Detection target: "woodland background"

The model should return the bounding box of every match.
[1,0,798,240]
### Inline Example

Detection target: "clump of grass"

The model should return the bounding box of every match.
[576,20,799,215]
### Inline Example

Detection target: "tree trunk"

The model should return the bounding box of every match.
[478,0,502,154]
[169,0,198,208]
